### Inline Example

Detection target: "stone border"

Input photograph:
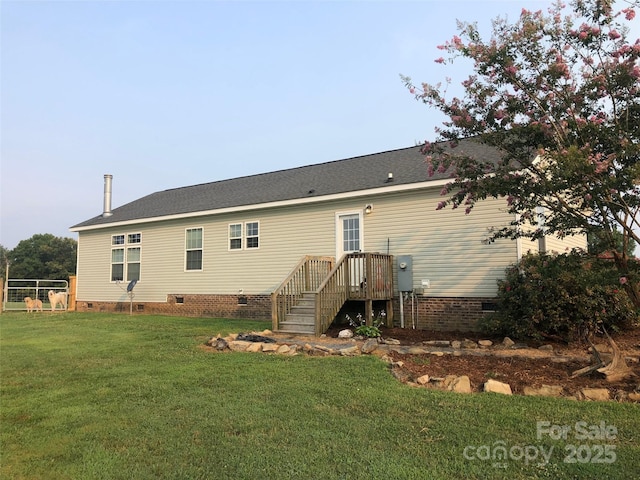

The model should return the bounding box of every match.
[205,331,640,403]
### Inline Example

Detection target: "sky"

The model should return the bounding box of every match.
[0,0,637,251]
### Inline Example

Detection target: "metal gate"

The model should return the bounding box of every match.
[2,279,69,312]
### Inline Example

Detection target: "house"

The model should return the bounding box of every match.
[70,139,586,334]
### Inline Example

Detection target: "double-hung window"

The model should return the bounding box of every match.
[111,233,141,282]
[185,228,203,270]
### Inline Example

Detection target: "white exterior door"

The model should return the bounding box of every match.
[336,212,364,288]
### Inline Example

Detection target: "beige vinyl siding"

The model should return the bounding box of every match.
[362,189,518,297]
[76,186,522,303]
[544,232,587,254]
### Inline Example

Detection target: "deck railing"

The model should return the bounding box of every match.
[315,252,394,335]
[272,253,394,335]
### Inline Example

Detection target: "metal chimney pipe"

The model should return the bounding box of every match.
[103,174,113,217]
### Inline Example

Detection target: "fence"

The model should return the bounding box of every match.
[2,279,69,312]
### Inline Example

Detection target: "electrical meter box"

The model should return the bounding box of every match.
[397,255,413,292]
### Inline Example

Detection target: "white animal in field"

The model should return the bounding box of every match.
[24,297,43,313]
[48,290,68,311]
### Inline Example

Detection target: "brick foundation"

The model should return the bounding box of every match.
[75,293,272,321]
[391,296,497,332]
[75,294,497,333]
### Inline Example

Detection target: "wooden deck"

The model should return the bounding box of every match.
[272,253,394,335]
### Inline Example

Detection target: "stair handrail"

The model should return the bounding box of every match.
[314,254,350,335]
[271,255,334,331]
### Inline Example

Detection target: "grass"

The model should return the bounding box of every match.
[1,312,639,479]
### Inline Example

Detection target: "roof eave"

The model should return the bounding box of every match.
[70,178,452,233]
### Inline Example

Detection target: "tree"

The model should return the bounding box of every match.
[0,245,8,277]
[402,0,640,308]
[588,229,637,256]
[8,234,77,280]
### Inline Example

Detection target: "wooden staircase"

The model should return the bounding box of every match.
[277,292,316,335]
[272,253,395,336]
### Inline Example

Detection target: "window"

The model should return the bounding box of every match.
[185,228,203,270]
[245,221,259,249]
[111,248,124,281]
[128,233,141,244]
[229,222,259,250]
[127,247,141,282]
[111,233,142,282]
[342,214,360,252]
[229,223,242,250]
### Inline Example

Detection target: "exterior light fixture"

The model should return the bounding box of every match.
[364,204,373,215]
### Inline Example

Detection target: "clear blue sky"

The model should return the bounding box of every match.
[1,0,632,251]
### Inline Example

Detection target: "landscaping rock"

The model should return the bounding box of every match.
[538,344,554,352]
[462,339,478,349]
[523,385,564,397]
[361,338,379,354]
[245,342,263,353]
[307,347,330,357]
[484,379,512,395]
[261,344,279,353]
[502,337,515,348]
[416,374,430,385]
[339,346,360,356]
[581,388,610,401]
[478,340,493,348]
[210,337,228,351]
[381,338,401,345]
[441,375,458,389]
[276,344,291,354]
[451,340,462,349]
[451,376,472,393]
[408,347,428,355]
[228,340,252,352]
[628,392,640,402]
[338,329,354,339]
[423,340,451,347]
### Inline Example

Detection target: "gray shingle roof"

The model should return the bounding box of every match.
[71,139,500,229]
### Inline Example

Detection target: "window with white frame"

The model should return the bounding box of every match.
[245,221,259,249]
[185,228,203,271]
[111,233,141,282]
[229,223,242,250]
[229,222,259,250]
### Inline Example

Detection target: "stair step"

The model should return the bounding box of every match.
[280,315,315,326]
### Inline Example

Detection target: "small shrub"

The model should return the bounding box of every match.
[345,311,387,338]
[479,250,638,341]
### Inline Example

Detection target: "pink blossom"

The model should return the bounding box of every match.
[623,8,635,21]
[584,193,592,201]
[465,207,472,215]
[436,201,446,210]
[619,276,628,285]
[608,29,621,40]
[435,57,445,64]
[409,87,415,94]
[505,65,518,75]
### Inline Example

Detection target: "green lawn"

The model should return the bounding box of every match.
[1,312,638,479]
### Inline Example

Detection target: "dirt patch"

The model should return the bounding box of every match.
[323,326,640,399]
